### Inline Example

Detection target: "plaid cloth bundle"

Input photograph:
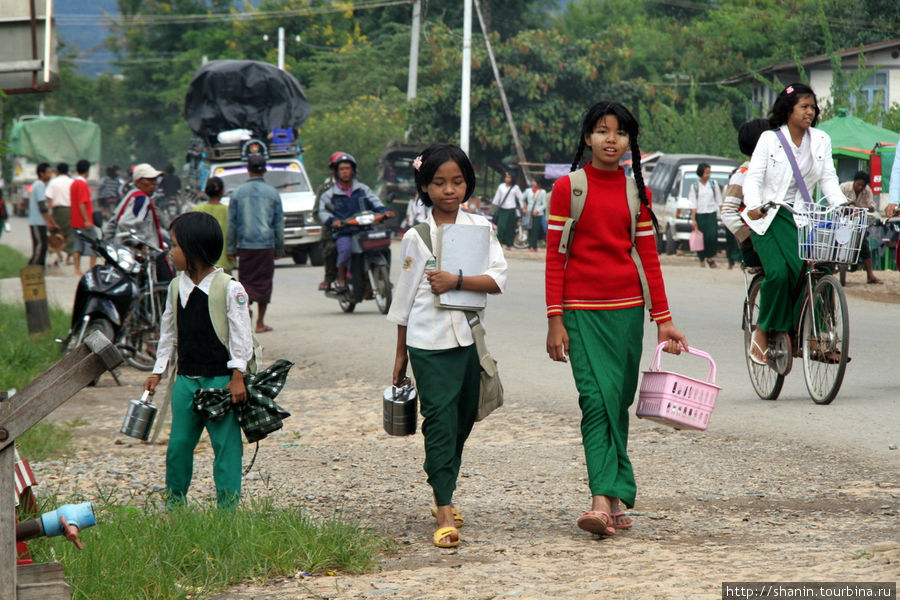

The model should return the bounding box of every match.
[192,359,294,443]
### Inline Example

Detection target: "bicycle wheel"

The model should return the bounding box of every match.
[122,288,165,370]
[513,225,529,249]
[800,274,849,404]
[744,274,784,400]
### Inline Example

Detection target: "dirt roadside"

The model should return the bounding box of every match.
[11,242,899,599]
[33,361,899,600]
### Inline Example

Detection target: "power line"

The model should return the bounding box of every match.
[55,0,413,27]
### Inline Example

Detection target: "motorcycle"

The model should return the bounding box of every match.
[324,211,393,314]
[60,229,169,382]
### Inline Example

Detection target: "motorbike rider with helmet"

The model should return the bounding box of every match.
[318,152,393,292]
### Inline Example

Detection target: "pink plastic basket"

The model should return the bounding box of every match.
[636,343,720,431]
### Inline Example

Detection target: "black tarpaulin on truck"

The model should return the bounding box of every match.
[184,60,310,140]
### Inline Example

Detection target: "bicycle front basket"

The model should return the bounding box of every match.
[797,206,867,264]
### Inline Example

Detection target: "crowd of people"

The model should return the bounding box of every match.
[11,81,900,551]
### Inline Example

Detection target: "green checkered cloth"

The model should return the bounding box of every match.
[192,359,294,443]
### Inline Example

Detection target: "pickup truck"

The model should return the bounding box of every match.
[210,155,323,266]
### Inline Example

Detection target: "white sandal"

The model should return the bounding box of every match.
[749,336,769,366]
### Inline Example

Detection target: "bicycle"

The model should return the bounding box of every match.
[741,202,867,404]
[118,235,170,371]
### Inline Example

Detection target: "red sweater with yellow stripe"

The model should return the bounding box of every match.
[545,165,671,323]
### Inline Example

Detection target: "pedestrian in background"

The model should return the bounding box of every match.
[545,100,687,538]
[226,154,284,333]
[0,189,7,241]
[389,143,508,549]
[28,163,60,266]
[193,176,234,273]
[70,159,97,278]
[145,211,253,510]
[107,163,167,250]
[743,83,844,365]
[840,171,882,284]
[720,118,770,272]
[523,177,546,252]
[885,135,900,220]
[689,162,722,268]
[45,162,75,263]
[97,165,122,219]
[312,172,337,291]
[491,172,522,249]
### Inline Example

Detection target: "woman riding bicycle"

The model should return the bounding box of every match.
[743,83,844,365]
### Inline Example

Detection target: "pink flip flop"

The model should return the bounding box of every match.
[576,511,615,537]
[610,511,633,530]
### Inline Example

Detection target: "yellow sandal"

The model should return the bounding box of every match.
[433,526,460,548]
[430,506,464,527]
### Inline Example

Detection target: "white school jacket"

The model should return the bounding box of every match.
[742,125,844,235]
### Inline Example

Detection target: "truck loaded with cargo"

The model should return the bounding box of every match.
[183,59,323,265]
[7,115,101,216]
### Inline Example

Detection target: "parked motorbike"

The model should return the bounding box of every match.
[324,211,393,314]
[60,229,169,382]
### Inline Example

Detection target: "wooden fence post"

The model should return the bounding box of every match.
[0,331,122,600]
[19,266,51,335]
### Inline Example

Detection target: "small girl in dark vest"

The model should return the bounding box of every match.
[545,101,688,538]
[145,211,253,510]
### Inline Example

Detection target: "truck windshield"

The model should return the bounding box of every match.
[215,162,312,196]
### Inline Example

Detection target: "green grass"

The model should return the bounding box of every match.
[1,277,76,461]
[0,243,28,278]
[0,299,71,391]
[16,421,74,461]
[29,496,392,600]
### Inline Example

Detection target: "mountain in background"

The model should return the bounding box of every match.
[57,0,119,76]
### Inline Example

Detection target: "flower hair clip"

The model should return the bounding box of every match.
[785,86,794,94]
[412,155,423,171]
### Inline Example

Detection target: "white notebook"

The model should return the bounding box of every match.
[435,223,490,310]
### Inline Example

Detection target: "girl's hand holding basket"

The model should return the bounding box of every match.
[657,321,687,355]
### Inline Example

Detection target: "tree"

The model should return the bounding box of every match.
[300,95,406,186]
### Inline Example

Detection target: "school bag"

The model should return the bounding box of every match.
[166,271,263,374]
[556,168,651,308]
[411,222,504,421]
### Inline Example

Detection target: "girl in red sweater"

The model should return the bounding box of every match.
[545,101,687,537]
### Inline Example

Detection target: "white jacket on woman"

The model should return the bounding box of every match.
[742,125,843,235]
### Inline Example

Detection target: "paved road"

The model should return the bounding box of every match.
[3,214,897,464]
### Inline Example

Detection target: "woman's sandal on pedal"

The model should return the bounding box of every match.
[749,338,769,366]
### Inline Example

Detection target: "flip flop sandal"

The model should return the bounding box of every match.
[433,526,460,548]
[576,511,615,537]
[430,506,464,528]
[610,511,633,530]
[749,338,769,366]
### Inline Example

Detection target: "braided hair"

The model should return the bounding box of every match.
[570,101,659,232]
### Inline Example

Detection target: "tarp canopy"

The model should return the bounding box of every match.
[817,113,900,160]
[8,116,101,164]
[184,60,310,140]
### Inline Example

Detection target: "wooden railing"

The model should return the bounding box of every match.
[1,331,122,600]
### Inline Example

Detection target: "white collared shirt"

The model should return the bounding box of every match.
[152,268,254,375]
[387,210,508,350]
[688,180,720,214]
[491,183,522,210]
[784,130,813,207]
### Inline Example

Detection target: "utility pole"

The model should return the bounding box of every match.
[263,27,298,71]
[407,0,421,101]
[473,0,530,180]
[460,0,472,154]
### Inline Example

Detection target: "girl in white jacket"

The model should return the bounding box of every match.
[742,83,844,365]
